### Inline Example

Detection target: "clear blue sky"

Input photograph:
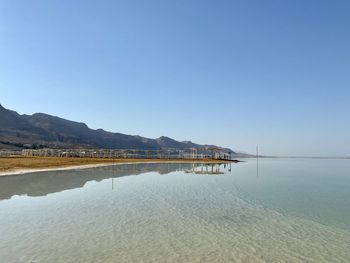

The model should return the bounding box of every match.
[0,0,349,156]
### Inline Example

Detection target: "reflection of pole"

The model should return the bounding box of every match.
[113,155,116,190]
[256,145,259,177]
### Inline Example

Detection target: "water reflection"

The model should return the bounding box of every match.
[184,163,232,175]
[0,163,230,201]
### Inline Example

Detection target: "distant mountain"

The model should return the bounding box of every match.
[0,104,234,153]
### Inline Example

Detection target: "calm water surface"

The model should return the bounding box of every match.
[0,159,349,262]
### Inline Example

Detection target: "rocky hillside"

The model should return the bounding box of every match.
[0,104,234,152]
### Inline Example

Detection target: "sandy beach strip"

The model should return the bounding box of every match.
[0,157,234,177]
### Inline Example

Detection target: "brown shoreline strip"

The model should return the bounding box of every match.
[0,156,238,176]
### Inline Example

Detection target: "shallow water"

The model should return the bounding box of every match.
[0,160,349,262]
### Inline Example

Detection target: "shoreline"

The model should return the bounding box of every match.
[0,158,236,177]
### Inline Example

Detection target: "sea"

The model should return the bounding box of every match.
[0,158,349,262]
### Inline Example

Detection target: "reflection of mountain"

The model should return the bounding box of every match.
[0,163,196,201]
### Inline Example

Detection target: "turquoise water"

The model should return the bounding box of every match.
[232,158,350,231]
[0,160,349,262]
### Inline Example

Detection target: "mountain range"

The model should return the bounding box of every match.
[0,104,234,153]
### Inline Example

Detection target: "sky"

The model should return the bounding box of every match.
[0,0,349,156]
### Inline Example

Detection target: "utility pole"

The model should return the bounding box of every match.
[256,145,259,177]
